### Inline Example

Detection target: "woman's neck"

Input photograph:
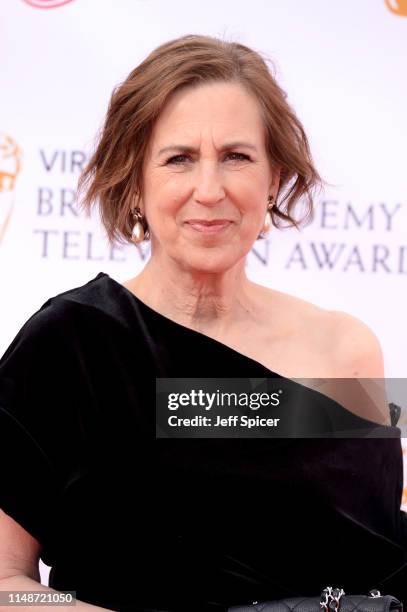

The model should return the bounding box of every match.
[124,256,261,337]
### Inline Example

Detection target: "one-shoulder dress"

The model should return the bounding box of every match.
[0,272,406,612]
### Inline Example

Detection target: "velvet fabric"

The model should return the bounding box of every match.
[0,272,406,611]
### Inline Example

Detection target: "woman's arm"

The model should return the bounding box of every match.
[0,511,116,612]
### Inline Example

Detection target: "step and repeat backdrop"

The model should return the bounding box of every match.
[1,0,406,583]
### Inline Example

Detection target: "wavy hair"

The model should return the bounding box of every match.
[77,34,323,245]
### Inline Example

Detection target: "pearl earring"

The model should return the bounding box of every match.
[261,195,274,235]
[131,207,145,244]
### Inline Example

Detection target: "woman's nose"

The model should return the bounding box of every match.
[192,161,226,205]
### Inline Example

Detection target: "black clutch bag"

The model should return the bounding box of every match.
[228,587,403,612]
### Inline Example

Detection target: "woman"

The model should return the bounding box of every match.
[0,35,406,612]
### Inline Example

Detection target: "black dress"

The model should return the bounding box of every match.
[0,272,406,612]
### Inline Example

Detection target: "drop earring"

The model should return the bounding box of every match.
[259,195,274,238]
[131,207,145,244]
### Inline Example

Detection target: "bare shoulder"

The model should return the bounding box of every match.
[254,283,384,378]
[326,310,385,378]
[255,285,389,424]
[306,309,388,424]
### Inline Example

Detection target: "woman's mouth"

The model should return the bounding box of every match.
[185,220,233,234]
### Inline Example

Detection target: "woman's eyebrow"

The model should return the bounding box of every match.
[157,142,258,156]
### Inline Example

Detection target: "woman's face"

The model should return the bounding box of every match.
[140,81,279,273]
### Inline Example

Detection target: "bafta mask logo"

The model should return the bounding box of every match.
[23,0,75,8]
[0,134,22,245]
[385,0,407,15]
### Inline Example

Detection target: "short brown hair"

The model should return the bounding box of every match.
[77,34,323,245]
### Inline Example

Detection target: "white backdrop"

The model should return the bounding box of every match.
[0,0,406,585]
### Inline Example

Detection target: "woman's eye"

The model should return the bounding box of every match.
[226,152,250,162]
[166,154,189,164]
[166,152,250,165]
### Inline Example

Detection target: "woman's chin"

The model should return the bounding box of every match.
[176,251,245,274]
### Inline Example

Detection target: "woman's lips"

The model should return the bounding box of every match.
[185,221,232,234]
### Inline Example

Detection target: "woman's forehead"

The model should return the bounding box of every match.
[148,83,266,153]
